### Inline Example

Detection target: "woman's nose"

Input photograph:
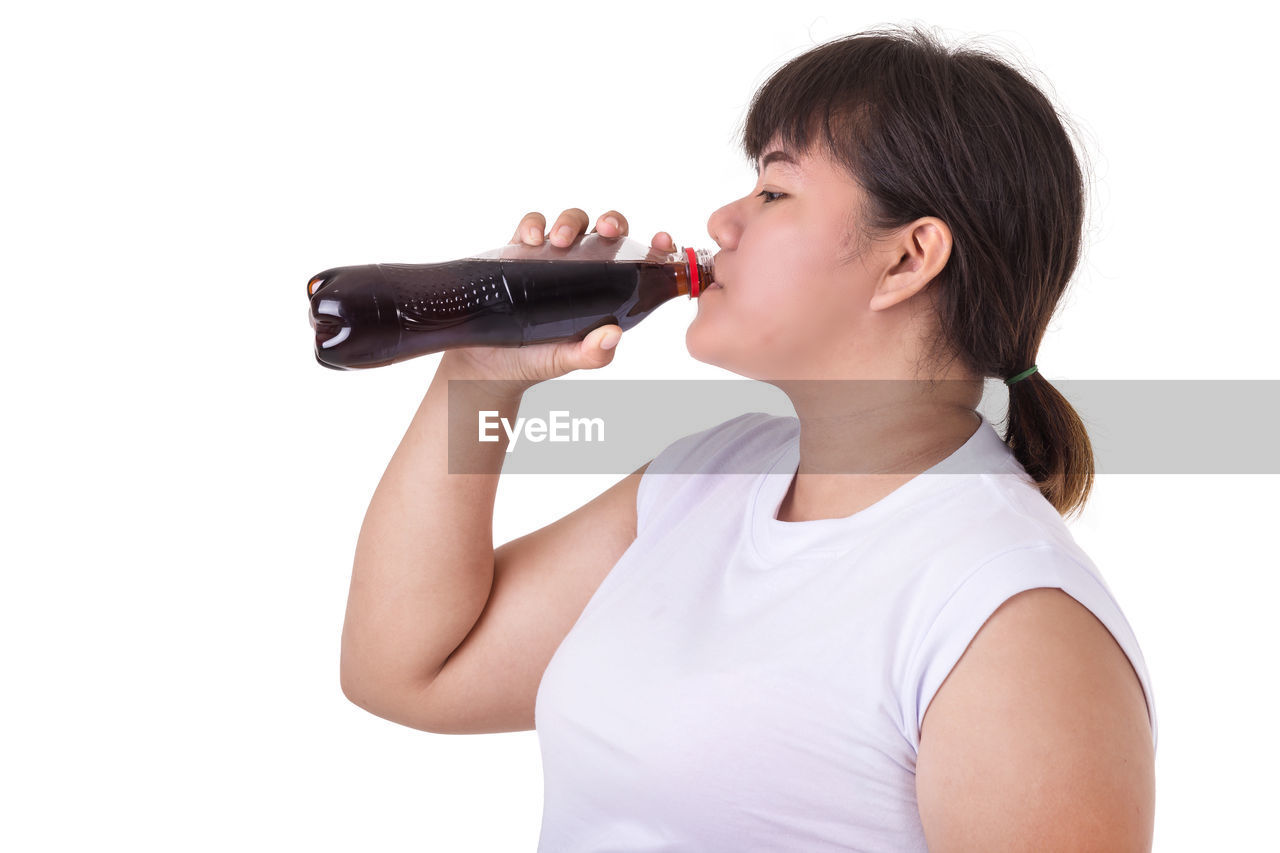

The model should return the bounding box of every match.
[707,201,740,249]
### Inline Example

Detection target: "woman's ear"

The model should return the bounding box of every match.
[868,217,952,312]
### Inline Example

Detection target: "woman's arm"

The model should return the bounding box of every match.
[915,587,1155,852]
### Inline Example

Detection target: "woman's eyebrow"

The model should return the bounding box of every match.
[755,150,802,176]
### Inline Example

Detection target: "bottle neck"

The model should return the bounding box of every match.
[678,247,715,298]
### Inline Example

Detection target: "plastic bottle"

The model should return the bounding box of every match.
[306,233,715,371]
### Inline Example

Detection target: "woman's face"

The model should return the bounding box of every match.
[688,137,919,382]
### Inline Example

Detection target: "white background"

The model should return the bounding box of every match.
[3,1,1276,850]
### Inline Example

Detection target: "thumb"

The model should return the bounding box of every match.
[573,324,622,370]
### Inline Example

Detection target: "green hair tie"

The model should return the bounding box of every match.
[1004,365,1039,386]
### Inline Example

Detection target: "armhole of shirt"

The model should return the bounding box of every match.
[901,543,1158,756]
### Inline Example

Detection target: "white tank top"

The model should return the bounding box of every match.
[535,412,1157,852]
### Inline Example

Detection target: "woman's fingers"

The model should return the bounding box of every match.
[653,231,678,252]
[512,209,653,248]
[510,211,547,245]
[588,211,629,240]
[547,208,592,247]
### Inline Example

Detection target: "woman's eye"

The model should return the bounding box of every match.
[756,190,784,204]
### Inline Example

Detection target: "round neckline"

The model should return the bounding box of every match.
[747,413,1018,563]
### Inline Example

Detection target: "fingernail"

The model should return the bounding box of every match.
[606,216,621,231]
[600,331,620,350]
[526,225,539,241]
[555,225,572,242]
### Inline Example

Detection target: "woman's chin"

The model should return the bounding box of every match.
[684,322,718,366]
[685,324,749,376]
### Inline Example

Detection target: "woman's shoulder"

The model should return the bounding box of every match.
[914,583,1156,846]
[635,413,795,533]
[902,529,1159,756]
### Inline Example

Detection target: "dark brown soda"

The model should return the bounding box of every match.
[308,254,707,371]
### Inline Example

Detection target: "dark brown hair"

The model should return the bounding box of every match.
[740,24,1095,519]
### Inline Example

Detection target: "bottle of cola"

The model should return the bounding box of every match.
[306,233,715,371]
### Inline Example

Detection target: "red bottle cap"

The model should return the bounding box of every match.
[684,247,701,298]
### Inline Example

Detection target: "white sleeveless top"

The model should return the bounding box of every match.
[534,412,1157,852]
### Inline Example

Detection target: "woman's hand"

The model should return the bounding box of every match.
[440,209,679,396]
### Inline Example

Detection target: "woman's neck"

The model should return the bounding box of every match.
[772,379,984,523]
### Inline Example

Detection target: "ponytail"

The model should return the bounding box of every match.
[1004,369,1095,519]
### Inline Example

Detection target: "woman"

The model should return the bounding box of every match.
[340,24,1157,852]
